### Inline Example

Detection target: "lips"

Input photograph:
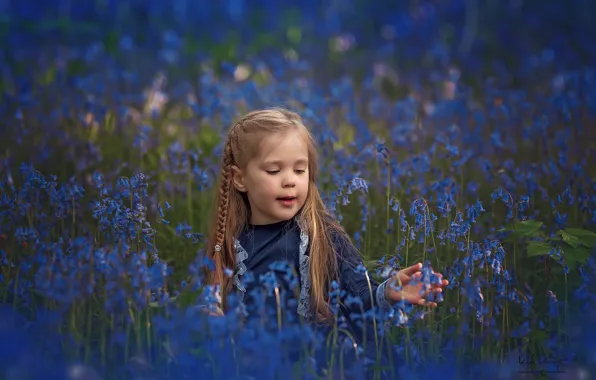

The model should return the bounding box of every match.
[276,196,297,201]
[277,196,297,207]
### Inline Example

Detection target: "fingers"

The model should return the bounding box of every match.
[410,271,435,287]
[389,263,448,308]
[415,290,441,308]
[430,272,448,288]
[433,273,449,287]
[400,262,423,276]
[417,299,438,307]
[394,263,449,308]
[414,281,443,306]
[408,272,448,292]
[420,283,443,296]
[398,264,448,285]
[426,271,448,286]
[396,269,411,284]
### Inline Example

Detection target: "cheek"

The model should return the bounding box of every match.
[256,176,278,197]
[299,177,310,193]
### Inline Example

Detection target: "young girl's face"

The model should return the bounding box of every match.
[232,129,310,225]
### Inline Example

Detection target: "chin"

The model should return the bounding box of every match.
[277,211,300,221]
[280,213,298,221]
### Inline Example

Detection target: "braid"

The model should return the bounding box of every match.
[215,139,233,253]
[210,125,239,296]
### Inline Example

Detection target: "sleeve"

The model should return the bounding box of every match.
[330,229,394,315]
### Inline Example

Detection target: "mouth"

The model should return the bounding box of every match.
[276,196,297,201]
[276,196,297,206]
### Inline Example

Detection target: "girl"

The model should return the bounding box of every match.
[201,107,447,375]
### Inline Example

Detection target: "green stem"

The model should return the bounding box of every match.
[84,302,93,363]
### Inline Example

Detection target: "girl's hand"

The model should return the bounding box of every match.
[384,262,448,307]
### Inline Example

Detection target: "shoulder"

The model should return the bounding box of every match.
[320,214,343,242]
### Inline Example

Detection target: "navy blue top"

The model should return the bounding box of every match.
[236,216,387,344]
[238,218,303,325]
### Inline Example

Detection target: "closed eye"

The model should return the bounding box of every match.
[265,169,306,175]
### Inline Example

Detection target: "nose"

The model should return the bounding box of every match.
[281,171,296,188]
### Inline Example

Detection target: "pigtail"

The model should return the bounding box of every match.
[215,141,233,250]
[204,127,247,311]
[213,140,234,283]
[204,136,233,293]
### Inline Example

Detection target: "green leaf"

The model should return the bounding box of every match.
[561,246,592,267]
[526,241,552,258]
[560,228,596,248]
[558,230,581,247]
[499,220,544,242]
[175,289,203,309]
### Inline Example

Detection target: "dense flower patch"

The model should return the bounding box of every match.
[1,0,595,379]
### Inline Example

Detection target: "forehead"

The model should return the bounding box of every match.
[254,129,309,164]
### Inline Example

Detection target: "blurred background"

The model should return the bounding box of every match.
[0,1,596,379]
[2,0,595,87]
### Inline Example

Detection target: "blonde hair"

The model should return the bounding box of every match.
[204,107,345,323]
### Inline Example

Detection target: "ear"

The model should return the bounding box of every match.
[230,165,247,192]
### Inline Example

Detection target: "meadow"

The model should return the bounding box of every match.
[0,1,595,379]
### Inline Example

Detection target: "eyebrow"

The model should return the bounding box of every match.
[262,159,309,165]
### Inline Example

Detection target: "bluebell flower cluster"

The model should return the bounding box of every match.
[0,0,595,379]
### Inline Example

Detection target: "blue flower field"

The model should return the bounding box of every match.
[0,1,595,379]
